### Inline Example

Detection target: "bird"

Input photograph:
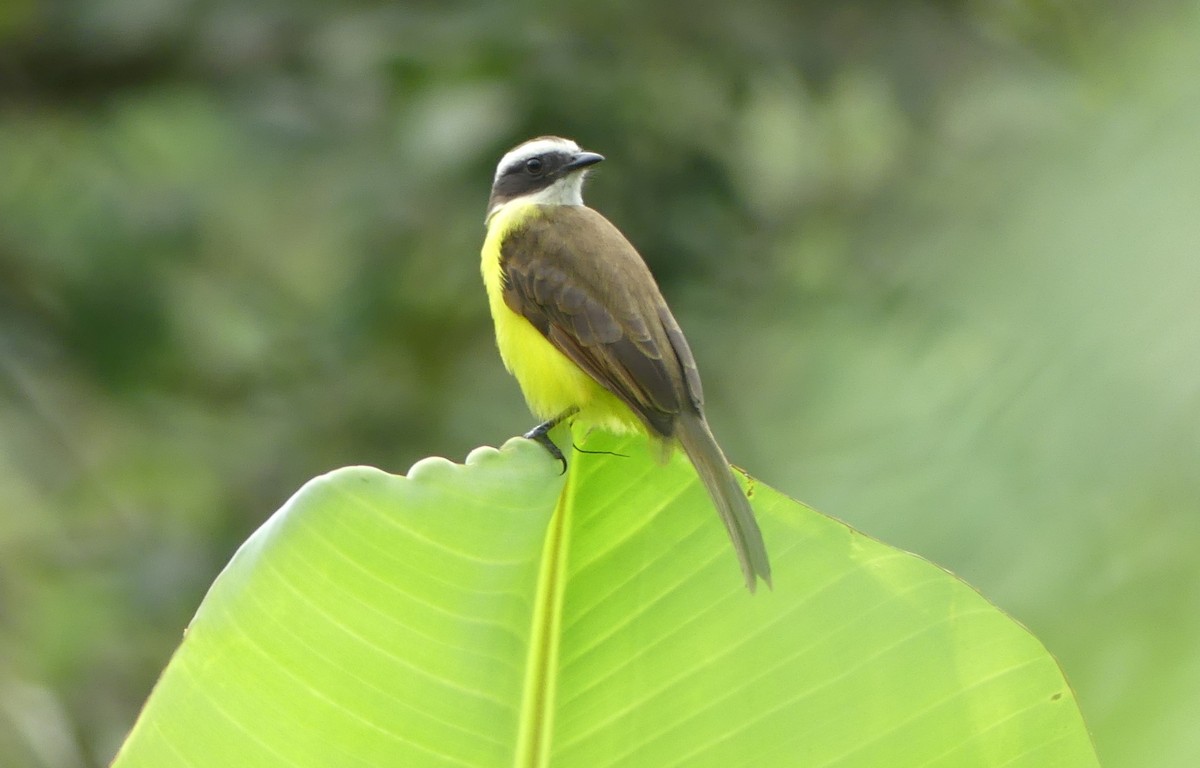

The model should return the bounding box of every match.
[480,136,771,592]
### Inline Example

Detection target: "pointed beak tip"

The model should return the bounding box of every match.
[569,151,605,170]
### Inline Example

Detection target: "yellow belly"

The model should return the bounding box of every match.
[481,203,641,434]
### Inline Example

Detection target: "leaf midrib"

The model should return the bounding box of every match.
[513,457,575,768]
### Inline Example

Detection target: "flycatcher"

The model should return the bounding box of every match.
[481,136,771,592]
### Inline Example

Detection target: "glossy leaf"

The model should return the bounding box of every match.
[114,427,1097,767]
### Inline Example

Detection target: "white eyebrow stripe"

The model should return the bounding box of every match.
[494,137,581,181]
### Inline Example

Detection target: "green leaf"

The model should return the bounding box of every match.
[113,427,1098,767]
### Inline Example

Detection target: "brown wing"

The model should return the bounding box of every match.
[499,205,703,437]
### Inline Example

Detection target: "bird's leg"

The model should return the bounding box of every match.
[523,407,579,474]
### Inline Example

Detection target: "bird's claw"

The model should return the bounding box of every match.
[524,422,567,474]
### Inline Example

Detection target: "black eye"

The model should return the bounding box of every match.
[524,157,543,175]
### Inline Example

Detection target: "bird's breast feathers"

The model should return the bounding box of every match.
[481,202,638,432]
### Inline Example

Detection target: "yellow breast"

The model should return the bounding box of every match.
[481,202,638,433]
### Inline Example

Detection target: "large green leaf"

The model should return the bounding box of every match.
[113,427,1097,766]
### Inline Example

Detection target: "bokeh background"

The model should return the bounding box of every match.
[2,0,1197,765]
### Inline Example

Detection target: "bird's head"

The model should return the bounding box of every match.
[486,136,604,223]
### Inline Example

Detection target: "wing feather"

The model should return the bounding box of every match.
[500,205,697,436]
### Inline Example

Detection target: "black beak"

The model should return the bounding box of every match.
[565,151,604,171]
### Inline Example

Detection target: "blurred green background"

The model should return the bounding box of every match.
[1,0,1196,766]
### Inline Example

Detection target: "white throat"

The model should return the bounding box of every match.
[486,173,587,223]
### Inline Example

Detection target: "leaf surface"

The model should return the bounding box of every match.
[114,428,1097,767]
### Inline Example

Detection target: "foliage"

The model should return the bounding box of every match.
[114,431,1096,767]
[0,1,1196,766]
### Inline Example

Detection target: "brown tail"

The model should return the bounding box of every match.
[676,411,772,592]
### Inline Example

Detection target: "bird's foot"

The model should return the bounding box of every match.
[524,422,566,474]
[522,407,579,475]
